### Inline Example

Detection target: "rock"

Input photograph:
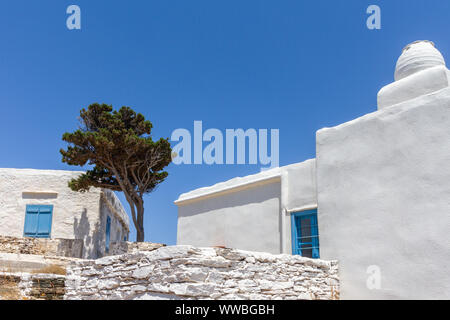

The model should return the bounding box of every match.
[98,279,119,290]
[257,279,274,291]
[159,260,171,269]
[145,246,192,261]
[130,285,147,295]
[85,279,99,288]
[215,248,249,261]
[169,283,215,297]
[298,292,314,300]
[184,257,232,268]
[148,283,170,294]
[237,279,257,288]
[245,257,256,264]
[169,283,188,296]
[179,268,208,282]
[81,268,100,276]
[271,281,294,290]
[95,256,118,266]
[206,271,227,283]
[132,266,155,279]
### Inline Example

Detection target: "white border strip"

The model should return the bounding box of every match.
[174,174,282,205]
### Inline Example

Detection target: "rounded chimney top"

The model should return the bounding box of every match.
[394,40,446,81]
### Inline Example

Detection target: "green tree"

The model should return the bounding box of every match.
[60,103,172,242]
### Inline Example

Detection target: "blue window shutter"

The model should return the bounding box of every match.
[24,205,39,236]
[37,205,53,237]
[105,216,111,253]
[24,205,53,238]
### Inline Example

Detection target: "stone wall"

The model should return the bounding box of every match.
[0,236,83,258]
[0,272,65,300]
[65,245,339,300]
[107,241,165,256]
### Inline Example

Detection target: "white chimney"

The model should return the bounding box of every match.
[377,40,449,110]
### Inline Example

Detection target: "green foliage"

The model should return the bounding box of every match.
[60,103,172,241]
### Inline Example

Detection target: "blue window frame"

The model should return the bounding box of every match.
[23,205,53,238]
[291,209,320,259]
[105,216,111,253]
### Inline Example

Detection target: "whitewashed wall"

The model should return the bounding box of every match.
[316,86,450,299]
[176,160,317,255]
[97,192,130,257]
[281,160,317,253]
[0,169,129,259]
[177,179,282,254]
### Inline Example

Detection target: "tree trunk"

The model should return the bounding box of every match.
[136,227,145,242]
[124,195,146,242]
[136,202,145,242]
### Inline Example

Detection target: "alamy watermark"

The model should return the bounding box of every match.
[171,121,279,170]
[366,265,381,290]
[366,5,381,30]
[64,5,381,32]
[66,5,81,30]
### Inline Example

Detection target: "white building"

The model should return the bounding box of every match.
[176,40,450,299]
[176,160,317,256]
[0,168,130,259]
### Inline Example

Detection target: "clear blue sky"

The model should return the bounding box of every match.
[0,1,449,244]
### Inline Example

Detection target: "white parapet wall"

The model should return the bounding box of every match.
[64,245,339,300]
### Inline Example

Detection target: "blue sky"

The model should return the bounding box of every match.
[0,1,449,244]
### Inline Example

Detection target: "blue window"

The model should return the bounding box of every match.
[291,209,320,259]
[24,205,53,238]
[105,216,111,253]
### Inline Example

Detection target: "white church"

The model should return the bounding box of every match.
[176,40,450,299]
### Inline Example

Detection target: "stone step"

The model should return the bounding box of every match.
[0,252,69,273]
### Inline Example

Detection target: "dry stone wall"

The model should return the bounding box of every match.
[65,245,339,300]
[0,236,83,258]
[0,272,65,300]
[107,241,165,256]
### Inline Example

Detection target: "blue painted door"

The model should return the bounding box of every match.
[105,216,111,253]
[24,205,53,238]
[291,209,320,258]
